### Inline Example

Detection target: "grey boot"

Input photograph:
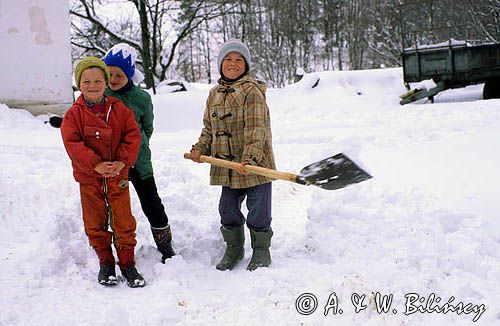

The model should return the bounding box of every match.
[247,228,273,271]
[216,226,245,271]
[151,225,175,263]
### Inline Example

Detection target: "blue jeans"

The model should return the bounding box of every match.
[218,183,272,231]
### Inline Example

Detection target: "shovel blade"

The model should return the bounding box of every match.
[298,153,372,190]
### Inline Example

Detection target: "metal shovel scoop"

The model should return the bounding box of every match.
[184,152,372,190]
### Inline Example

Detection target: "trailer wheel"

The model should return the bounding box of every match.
[483,78,500,99]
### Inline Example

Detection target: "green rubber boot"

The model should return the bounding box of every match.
[247,228,273,271]
[216,226,245,271]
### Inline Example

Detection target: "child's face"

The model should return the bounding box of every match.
[108,66,129,91]
[222,52,246,80]
[80,67,107,104]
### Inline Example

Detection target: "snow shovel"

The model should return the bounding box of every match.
[183,153,372,190]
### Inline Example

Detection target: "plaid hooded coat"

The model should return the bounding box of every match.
[193,74,276,189]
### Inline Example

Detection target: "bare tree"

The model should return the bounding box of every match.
[366,0,402,68]
[70,0,499,88]
[70,0,233,90]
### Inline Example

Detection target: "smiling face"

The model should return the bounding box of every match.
[221,51,246,80]
[108,66,129,91]
[79,67,107,104]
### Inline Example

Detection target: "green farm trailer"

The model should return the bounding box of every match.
[399,1,500,105]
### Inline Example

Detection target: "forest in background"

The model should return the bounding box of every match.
[70,0,500,89]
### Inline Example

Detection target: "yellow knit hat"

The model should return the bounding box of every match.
[74,56,110,89]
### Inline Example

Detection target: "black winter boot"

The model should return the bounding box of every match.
[120,265,146,288]
[151,225,175,263]
[247,228,273,271]
[216,226,245,271]
[116,247,146,288]
[98,263,118,286]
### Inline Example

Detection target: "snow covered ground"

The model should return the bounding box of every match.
[1,68,499,325]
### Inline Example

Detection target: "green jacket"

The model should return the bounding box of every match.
[193,74,276,189]
[106,85,154,179]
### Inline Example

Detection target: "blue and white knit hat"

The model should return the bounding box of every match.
[217,39,251,75]
[103,43,144,84]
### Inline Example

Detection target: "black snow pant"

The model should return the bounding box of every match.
[129,167,169,228]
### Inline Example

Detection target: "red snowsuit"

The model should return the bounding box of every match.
[61,95,141,254]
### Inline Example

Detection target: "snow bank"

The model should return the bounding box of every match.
[1,68,499,325]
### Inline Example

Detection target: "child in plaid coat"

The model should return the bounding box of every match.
[189,39,276,271]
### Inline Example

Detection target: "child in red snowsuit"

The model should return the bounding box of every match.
[61,56,145,287]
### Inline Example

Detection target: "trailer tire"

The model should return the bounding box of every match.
[483,78,500,99]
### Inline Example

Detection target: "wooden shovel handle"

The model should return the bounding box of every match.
[183,153,299,183]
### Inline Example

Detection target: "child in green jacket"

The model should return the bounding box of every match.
[103,43,175,263]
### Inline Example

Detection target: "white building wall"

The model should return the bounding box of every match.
[0,0,73,115]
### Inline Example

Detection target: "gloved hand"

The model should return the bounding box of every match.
[47,116,63,128]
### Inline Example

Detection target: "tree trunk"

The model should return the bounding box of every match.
[135,0,155,92]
